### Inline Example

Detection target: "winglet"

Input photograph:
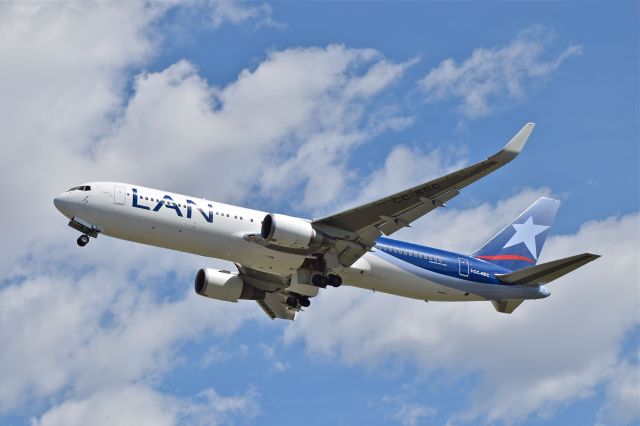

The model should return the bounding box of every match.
[499,122,535,160]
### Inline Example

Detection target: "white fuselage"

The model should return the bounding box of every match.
[54,182,485,302]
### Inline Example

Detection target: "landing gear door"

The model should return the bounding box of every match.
[114,185,126,205]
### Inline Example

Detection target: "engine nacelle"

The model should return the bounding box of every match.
[260,213,322,249]
[194,269,264,302]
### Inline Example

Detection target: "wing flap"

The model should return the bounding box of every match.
[235,265,297,320]
[256,292,296,320]
[377,189,460,235]
[496,253,600,286]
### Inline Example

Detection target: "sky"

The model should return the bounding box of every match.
[0,1,638,425]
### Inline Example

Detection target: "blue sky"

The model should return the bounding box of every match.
[0,2,638,425]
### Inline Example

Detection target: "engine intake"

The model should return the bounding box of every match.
[260,213,326,249]
[195,269,264,302]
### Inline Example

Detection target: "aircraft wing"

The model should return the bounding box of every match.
[313,123,535,267]
[235,264,299,320]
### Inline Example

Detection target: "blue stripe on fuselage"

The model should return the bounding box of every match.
[374,236,512,285]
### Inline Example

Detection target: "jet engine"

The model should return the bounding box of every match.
[195,269,264,302]
[260,213,328,249]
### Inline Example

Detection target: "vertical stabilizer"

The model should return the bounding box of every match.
[472,197,560,271]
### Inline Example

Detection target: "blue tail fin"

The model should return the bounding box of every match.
[472,197,560,271]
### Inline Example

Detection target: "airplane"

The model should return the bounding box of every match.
[53,123,599,319]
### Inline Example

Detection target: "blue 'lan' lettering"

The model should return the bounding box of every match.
[153,195,183,217]
[186,199,213,223]
[132,188,150,210]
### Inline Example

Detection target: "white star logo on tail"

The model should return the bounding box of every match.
[503,217,549,259]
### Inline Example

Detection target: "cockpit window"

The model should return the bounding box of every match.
[67,185,91,192]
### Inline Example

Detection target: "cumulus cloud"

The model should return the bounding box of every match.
[597,351,640,426]
[98,46,414,210]
[210,1,282,29]
[339,144,467,213]
[2,3,634,425]
[31,384,259,426]
[285,195,639,424]
[419,26,582,118]
[0,245,257,413]
[382,389,436,426]
[0,1,415,421]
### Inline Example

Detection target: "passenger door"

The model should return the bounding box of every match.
[458,258,469,278]
[114,185,126,205]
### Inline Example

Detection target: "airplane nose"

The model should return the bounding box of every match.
[54,192,70,216]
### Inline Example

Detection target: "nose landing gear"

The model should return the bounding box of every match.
[69,217,100,248]
[77,234,90,247]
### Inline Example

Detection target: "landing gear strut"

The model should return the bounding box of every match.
[77,234,90,247]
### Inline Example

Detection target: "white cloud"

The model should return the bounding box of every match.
[2,4,632,426]
[382,388,436,426]
[210,1,282,29]
[0,2,413,266]
[341,144,467,213]
[0,248,257,413]
[419,26,582,118]
[31,384,259,426]
[597,351,640,425]
[285,192,639,424]
[0,2,416,420]
[201,344,248,367]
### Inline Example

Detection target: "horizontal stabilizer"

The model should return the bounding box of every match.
[491,299,524,314]
[496,253,600,286]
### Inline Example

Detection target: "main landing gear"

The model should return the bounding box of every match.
[311,273,342,288]
[77,234,90,247]
[286,294,311,309]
